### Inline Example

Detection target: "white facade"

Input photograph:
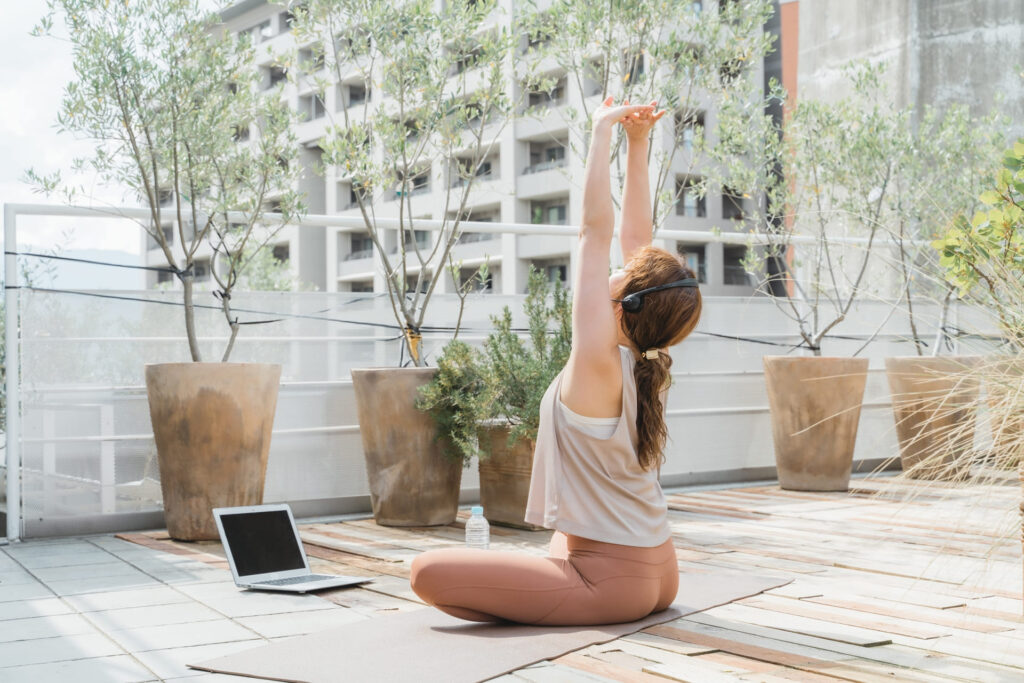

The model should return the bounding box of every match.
[146,0,766,296]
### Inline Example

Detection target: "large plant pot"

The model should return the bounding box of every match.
[984,357,1024,470]
[478,425,544,530]
[763,356,869,491]
[885,356,981,480]
[145,363,281,541]
[351,368,462,526]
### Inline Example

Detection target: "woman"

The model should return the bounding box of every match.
[410,96,703,626]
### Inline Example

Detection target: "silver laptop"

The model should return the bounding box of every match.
[213,503,372,593]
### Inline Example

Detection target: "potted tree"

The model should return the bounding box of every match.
[732,64,903,491]
[874,103,1005,479]
[418,267,571,528]
[933,138,1024,471]
[33,0,302,539]
[288,0,523,525]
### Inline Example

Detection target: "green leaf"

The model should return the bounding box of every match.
[979,190,1001,205]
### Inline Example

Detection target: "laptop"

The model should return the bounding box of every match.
[212,503,373,593]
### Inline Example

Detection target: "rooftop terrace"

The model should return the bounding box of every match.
[1,473,1020,682]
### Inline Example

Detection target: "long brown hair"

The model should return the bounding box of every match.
[613,246,702,470]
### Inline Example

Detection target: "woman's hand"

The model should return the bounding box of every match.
[619,99,667,141]
[592,96,655,134]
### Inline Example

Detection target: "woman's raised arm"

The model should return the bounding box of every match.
[619,100,666,263]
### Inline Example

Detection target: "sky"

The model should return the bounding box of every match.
[0,0,225,268]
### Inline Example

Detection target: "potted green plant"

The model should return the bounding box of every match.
[732,64,902,491]
[933,138,1024,470]
[32,0,303,540]
[874,104,1005,479]
[288,0,522,526]
[418,267,571,528]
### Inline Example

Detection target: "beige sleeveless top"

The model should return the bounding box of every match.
[524,345,671,547]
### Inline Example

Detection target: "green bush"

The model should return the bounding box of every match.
[417,267,572,464]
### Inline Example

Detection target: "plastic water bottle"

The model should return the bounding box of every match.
[465,505,490,550]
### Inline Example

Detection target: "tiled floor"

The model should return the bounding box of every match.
[0,534,356,682]
[2,473,1023,682]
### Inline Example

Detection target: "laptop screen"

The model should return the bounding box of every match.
[220,509,306,577]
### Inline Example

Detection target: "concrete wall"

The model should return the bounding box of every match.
[796,0,1024,135]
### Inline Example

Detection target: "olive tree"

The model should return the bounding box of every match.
[30,0,303,362]
[517,0,777,237]
[288,0,522,365]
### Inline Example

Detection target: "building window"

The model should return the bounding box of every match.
[675,176,706,218]
[532,260,568,284]
[279,10,295,33]
[531,201,567,225]
[723,245,750,285]
[265,65,287,89]
[345,82,369,107]
[451,156,497,186]
[458,267,493,292]
[527,77,567,108]
[722,186,745,221]
[299,44,325,73]
[157,269,174,285]
[272,244,290,262]
[350,280,374,292]
[676,111,704,151]
[347,233,374,261]
[245,19,273,44]
[193,259,211,282]
[677,245,707,284]
[299,93,327,120]
[524,141,567,174]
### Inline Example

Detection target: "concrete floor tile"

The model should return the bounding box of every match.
[0,632,123,668]
[0,596,75,621]
[0,654,155,683]
[106,618,260,653]
[0,612,99,643]
[64,585,193,612]
[45,571,162,596]
[0,580,54,603]
[31,560,148,583]
[85,601,224,631]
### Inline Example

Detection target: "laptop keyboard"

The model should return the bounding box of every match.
[257,574,339,586]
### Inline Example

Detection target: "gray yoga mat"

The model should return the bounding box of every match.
[191,571,790,683]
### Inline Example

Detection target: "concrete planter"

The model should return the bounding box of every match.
[478,425,543,530]
[763,356,869,491]
[885,356,981,479]
[145,362,281,541]
[351,368,462,526]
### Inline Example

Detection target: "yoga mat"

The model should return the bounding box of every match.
[192,571,789,683]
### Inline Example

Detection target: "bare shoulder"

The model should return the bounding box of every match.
[559,347,623,418]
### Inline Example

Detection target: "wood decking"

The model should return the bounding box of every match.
[119,474,1024,682]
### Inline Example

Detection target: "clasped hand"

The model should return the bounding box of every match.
[592,96,667,139]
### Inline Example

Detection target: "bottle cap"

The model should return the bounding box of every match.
[471,505,484,515]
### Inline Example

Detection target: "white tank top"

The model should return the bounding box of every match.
[524,346,671,547]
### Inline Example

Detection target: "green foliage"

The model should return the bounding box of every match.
[485,268,572,447]
[32,0,303,361]
[417,267,572,464]
[933,139,1024,349]
[289,0,519,364]
[415,340,488,466]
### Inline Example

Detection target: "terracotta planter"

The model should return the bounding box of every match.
[145,363,281,541]
[351,368,462,526]
[763,356,869,491]
[984,357,1024,470]
[885,356,981,480]
[478,425,544,530]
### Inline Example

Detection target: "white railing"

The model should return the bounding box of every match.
[4,202,952,541]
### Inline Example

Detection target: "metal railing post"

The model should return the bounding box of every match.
[4,203,21,542]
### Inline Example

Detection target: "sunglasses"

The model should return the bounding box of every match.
[612,278,699,313]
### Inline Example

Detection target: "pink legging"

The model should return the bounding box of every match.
[409,531,678,625]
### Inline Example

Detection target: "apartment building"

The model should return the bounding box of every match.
[144,0,769,295]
